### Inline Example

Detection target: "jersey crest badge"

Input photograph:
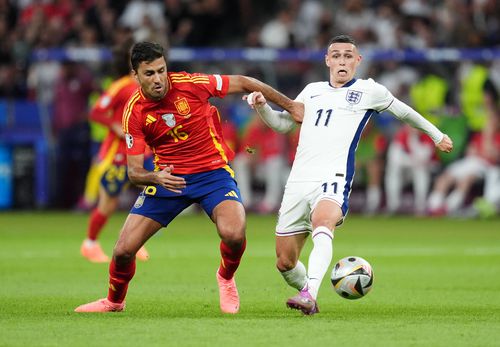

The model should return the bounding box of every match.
[134,194,145,208]
[161,113,176,127]
[174,97,191,116]
[346,90,362,104]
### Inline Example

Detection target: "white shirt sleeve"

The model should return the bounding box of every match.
[254,103,297,134]
[387,97,444,144]
[371,80,395,112]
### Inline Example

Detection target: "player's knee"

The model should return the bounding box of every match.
[113,243,136,262]
[218,221,246,245]
[220,231,246,249]
[276,256,296,272]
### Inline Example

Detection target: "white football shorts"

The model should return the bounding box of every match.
[446,156,490,180]
[275,180,346,236]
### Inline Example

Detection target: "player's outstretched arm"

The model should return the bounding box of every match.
[127,154,186,193]
[387,98,454,153]
[227,75,303,121]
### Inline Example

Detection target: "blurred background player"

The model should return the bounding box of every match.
[233,116,288,214]
[80,42,149,263]
[427,130,500,216]
[353,121,387,214]
[428,64,500,216]
[385,125,437,215]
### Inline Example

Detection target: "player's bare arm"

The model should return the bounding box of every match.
[127,154,186,193]
[110,122,125,139]
[244,91,304,122]
[227,75,303,121]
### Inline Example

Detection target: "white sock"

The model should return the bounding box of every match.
[446,190,466,212]
[428,191,444,211]
[307,226,333,299]
[84,239,97,247]
[280,260,307,291]
[366,186,381,213]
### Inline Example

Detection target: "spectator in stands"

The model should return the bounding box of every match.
[259,7,296,49]
[52,59,96,208]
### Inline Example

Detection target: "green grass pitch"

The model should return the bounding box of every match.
[1,211,499,346]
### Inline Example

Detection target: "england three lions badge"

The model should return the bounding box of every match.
[346,90,362,104]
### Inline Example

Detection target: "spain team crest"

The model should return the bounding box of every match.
[161,113,176,127]
[174,97,191,116]
[346,90,362,104]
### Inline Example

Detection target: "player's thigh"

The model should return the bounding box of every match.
[96,186,119,215]
[276,182,316,235]
[211,200,246,243]
[311,199,343,230]
[276,233,308,270]
[114,213,161,256]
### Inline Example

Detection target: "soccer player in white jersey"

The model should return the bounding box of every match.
[245,34,454,315]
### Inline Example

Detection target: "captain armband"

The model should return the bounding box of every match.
[255,103,297,134]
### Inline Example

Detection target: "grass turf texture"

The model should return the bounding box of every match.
[0,212,499,347]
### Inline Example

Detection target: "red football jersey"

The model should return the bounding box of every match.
[122,71,233,174]
[91,75,138,165]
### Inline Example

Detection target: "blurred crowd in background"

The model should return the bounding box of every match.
[0,0,498,218]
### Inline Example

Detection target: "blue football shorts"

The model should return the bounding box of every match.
[130,167,242,227]
[101,163,129,197]
[100,156,155,197]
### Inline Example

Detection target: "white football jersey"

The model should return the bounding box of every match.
[289,78,393,183]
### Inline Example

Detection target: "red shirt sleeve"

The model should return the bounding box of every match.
[123,94,147,156]
[89,94,115,127]
[189,73,229,99]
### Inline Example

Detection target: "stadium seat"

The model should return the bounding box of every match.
[0,99,8,129]
[12,100,42,129]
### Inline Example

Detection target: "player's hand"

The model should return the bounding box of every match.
[155,165,186,193]
[436,134,453,153]
[243,91,267,109]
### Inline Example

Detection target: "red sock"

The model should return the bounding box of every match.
[218,239,246,280]
[87,209,108,241]
[107,259,136,303]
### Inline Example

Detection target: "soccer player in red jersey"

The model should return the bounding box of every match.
[75,41,302,314]
[80,44,150,263]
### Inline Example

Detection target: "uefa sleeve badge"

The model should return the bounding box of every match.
[125,133,134,149]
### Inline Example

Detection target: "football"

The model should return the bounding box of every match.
[331,256,374,300]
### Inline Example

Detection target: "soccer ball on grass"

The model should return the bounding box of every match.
[331,256,373,300]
